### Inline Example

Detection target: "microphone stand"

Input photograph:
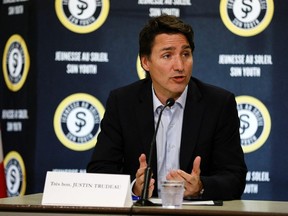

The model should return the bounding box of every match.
[135,98,175,206]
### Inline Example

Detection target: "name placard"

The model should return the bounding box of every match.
[42,171,133,207]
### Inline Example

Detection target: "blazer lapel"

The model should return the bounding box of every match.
[180,79,205,171]
[135,79,156,162]
[135,79,159,184]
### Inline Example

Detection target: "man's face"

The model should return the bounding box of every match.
[141,33,193,103]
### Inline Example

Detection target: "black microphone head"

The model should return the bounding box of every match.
[166,98,175,107]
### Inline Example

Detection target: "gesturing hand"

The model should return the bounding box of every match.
[166,156,203,197]
[132,154,155,198]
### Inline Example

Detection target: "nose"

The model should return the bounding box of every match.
[173,56,184,72]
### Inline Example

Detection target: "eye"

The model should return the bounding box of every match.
[182,51,191,57]
[163,53,171,59]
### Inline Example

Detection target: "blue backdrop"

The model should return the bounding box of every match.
[1,0,287,201]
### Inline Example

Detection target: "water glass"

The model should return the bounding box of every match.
[160,180,184,208]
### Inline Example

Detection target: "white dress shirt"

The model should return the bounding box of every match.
[152,85,187,196]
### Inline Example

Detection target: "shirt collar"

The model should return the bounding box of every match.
[152,85,188,113]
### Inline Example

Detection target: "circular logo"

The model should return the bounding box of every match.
[4,151,26,197]
[220,0,274,37]
[2,34,30,92]
[236,95,271,153]
[55,0,110,34]
[136,55,145,80]
[54,93,105,151]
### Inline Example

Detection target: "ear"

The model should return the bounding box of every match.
[140,55,150,72]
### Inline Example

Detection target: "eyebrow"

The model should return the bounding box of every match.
[160,45,191,52]
[182,45,192,50]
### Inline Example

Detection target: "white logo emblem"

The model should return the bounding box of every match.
[2,34,30,91]
[55,0,110,33]
[220,0,274,37]
[236,96,271,153]
[4,151,26,197]
[54,93,105,151]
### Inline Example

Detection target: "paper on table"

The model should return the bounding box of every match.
[149,198,216,206]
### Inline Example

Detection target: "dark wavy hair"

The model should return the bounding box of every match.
[139,14,195,77]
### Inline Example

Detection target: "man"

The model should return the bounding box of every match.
[87,14,247,200]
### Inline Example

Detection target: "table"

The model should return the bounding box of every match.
[0,193,287,216]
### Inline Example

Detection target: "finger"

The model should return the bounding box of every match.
[135,154,147,178]
[139,153,147,169]
[148,178,155,198]
[176,169,192,182]
[166,170,184,181]
[149,178,155,187]
[191,156,201,176]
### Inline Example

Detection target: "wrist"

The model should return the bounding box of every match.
[198,180,204,198]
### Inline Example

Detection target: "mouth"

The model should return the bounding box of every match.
[172,76,186,83]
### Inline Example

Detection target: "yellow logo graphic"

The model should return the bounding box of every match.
[220,0,274,37]
[55,0,110,34]
[236,95,271,153]
[136,55,146,80]
[2,34,30,92]
[4,151,26,197]
[54,93,105,151]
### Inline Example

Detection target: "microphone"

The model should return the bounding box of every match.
[135,98,175,206]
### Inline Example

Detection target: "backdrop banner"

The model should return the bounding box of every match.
[1,0,288,201]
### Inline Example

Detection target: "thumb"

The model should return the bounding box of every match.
[191,156,201,176]
[139,153,147,169]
